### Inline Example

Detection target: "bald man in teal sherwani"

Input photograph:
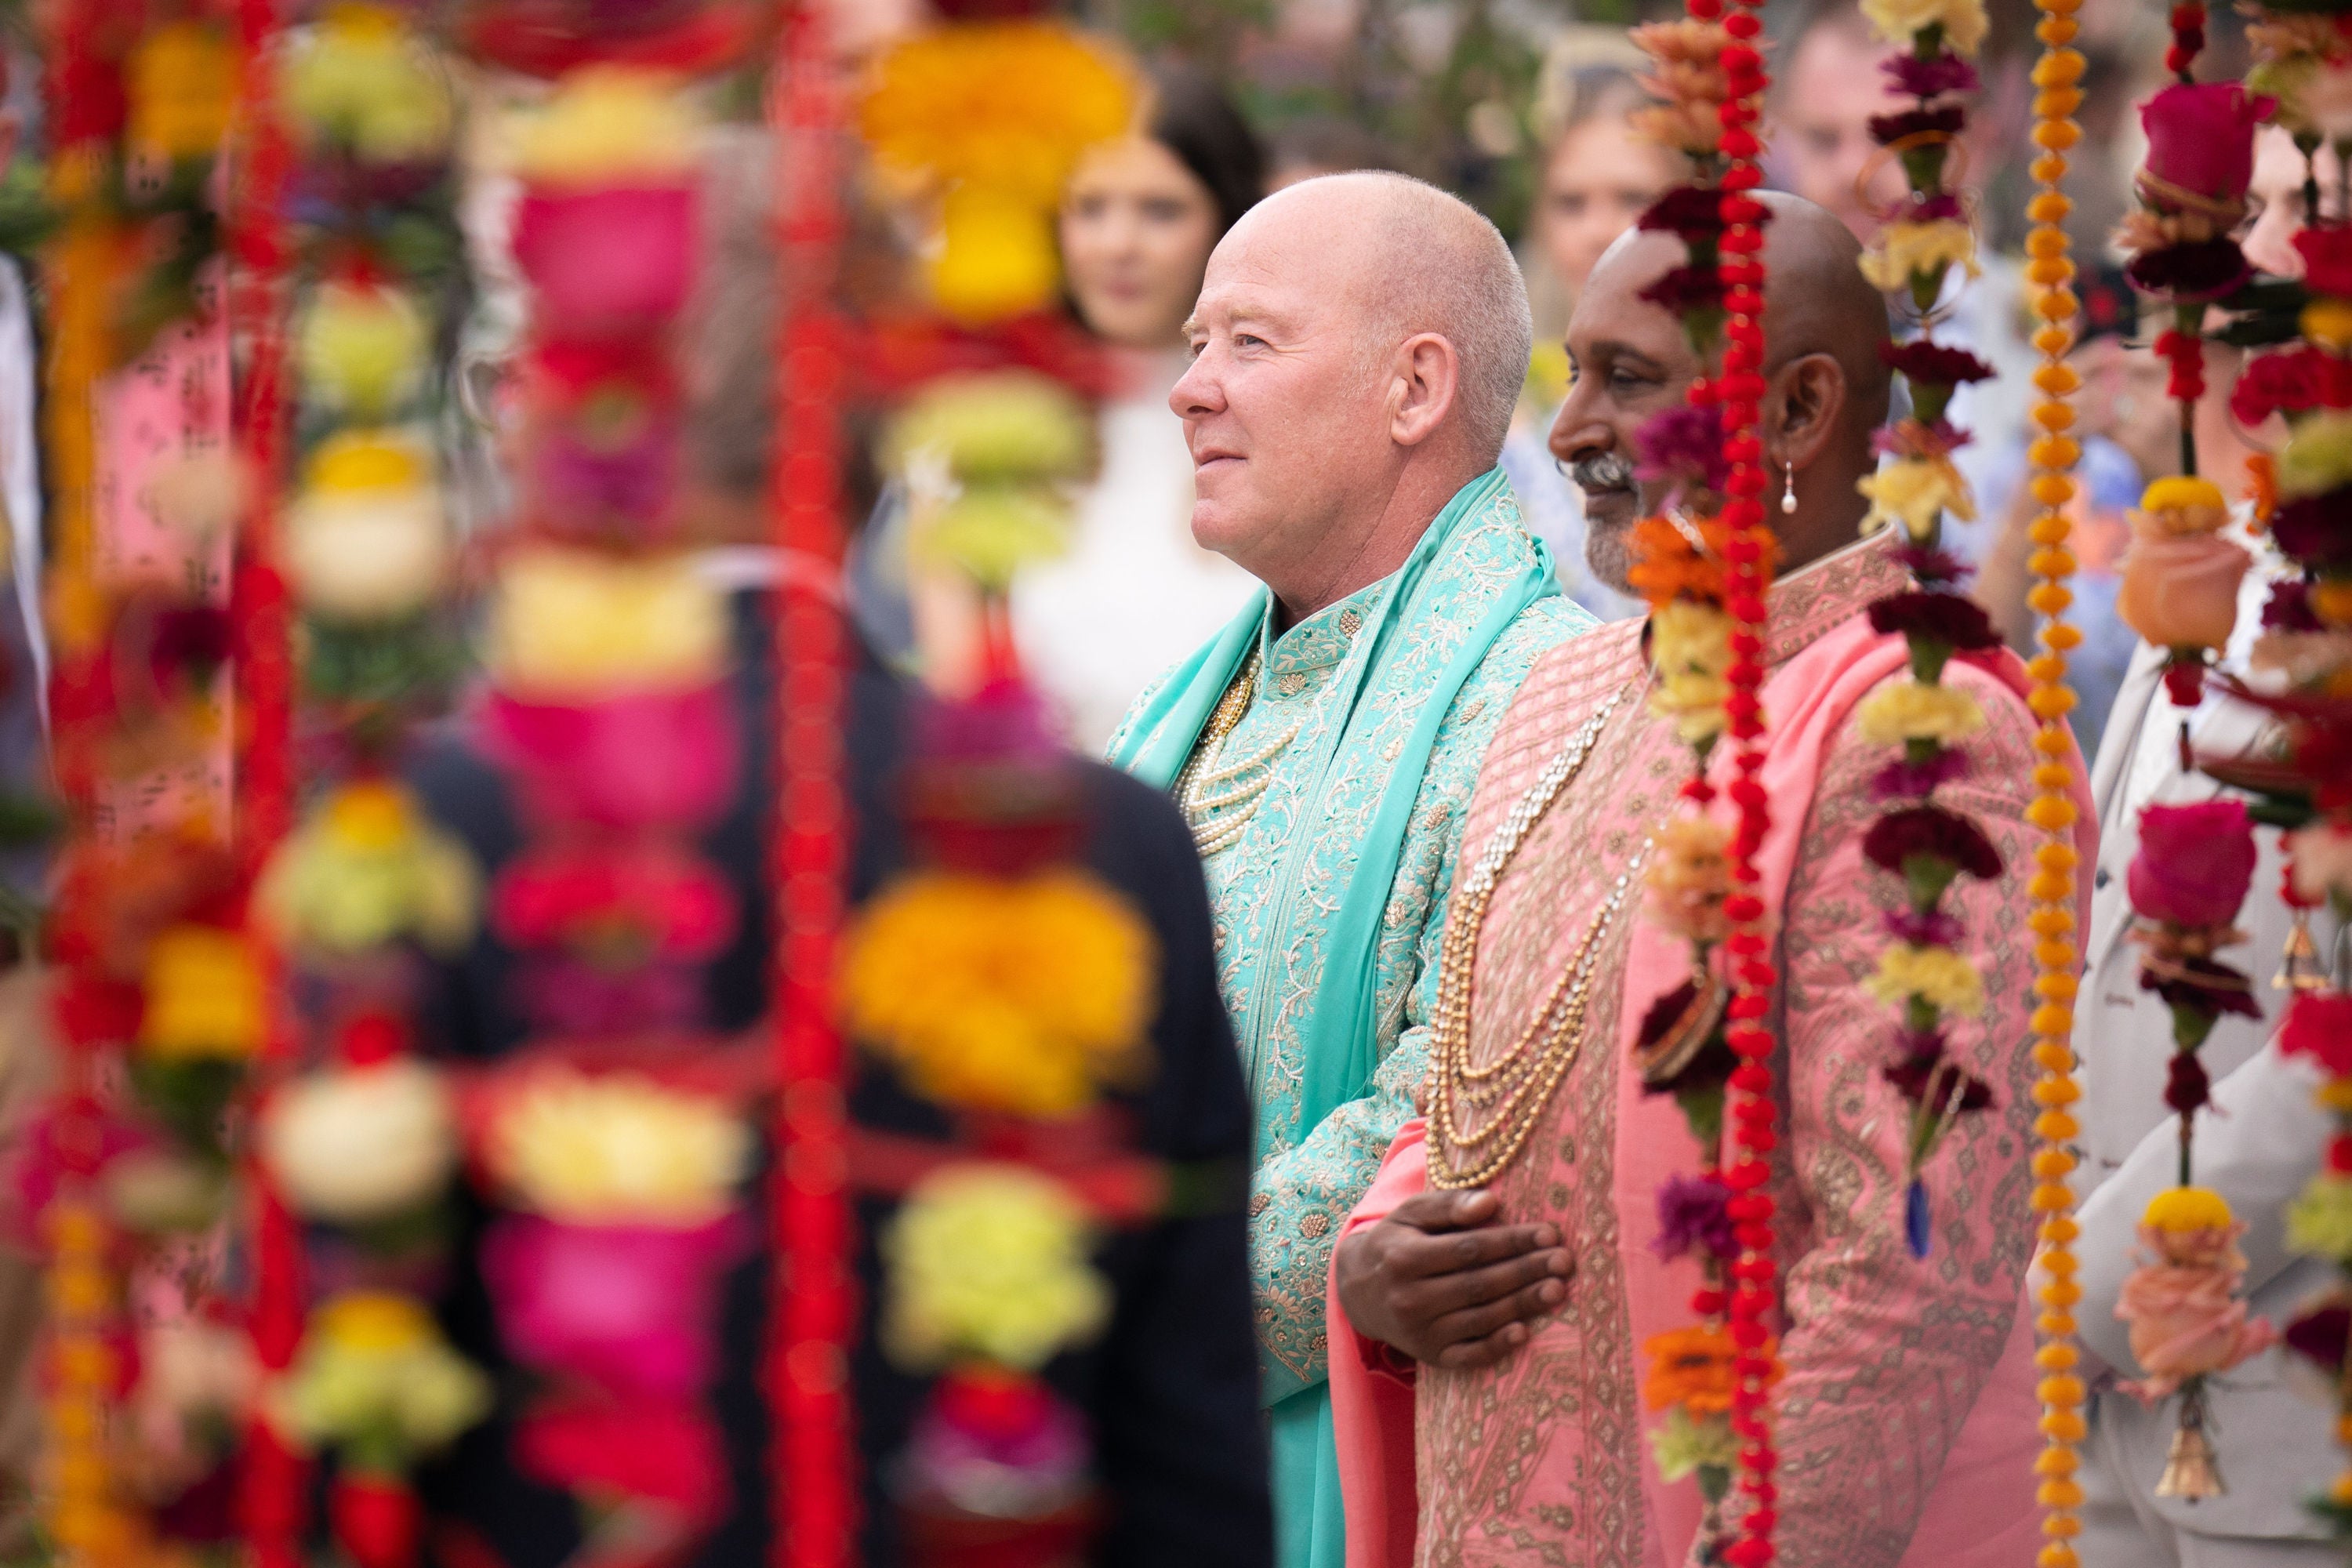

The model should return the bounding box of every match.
[1110,172,1592,1568]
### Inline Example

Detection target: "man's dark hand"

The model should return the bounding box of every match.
[1332,1189,1572,1370]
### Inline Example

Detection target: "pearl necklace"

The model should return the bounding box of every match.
[1176,651,1302,858]
[1428,688,1647,1191]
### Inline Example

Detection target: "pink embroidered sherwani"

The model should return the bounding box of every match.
[1327,538,2096,1568]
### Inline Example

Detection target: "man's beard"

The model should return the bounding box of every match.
[1568,451,1640,594]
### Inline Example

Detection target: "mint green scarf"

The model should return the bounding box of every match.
[1111,467,1555,1156]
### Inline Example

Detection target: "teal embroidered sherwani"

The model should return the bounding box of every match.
[1109,471,1593,1568]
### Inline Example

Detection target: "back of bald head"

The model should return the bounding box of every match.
[1244,172,1534,465]
[1753,190,1893,430]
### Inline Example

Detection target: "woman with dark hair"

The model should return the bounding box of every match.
[1011,65,1265,750]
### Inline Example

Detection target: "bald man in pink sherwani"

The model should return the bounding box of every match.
[1327,197,2093,1568]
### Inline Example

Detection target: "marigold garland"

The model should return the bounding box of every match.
[2020,1,2090,1559]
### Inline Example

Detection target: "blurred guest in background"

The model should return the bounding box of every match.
[1501,60,1667,624]
[1265,114,1401,193]
[1011,64,1266,751]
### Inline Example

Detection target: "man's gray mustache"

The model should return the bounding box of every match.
[1568,452,1636,494]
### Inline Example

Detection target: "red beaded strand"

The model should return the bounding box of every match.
[1711,0,1783,1561]
[768,9,858,1566]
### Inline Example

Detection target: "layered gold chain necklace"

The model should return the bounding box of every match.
[1175,650,1302,857]
[1428,688,1650,1190]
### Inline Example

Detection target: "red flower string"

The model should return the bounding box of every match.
[768,10,858,1566]
[1711,1,1781,1562]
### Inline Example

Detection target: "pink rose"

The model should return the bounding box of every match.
[2140,82,2272,205]
[2118,521,2252,652]
[483,1215,746,1399]
[2118,1235,2278,1397]
[2129,799,2258,929]
[512,183,699,331]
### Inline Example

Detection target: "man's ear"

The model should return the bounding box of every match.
[1389,332,1461,448]
[1766,351,1848,472]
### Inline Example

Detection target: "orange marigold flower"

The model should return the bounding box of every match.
[1641,1324,1740,1415]
[1627,512,1732,608]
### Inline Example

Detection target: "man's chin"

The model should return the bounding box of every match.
[1581,496,1640,596]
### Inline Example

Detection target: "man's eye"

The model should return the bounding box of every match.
[1236,333,1266,349]
[1609,368,1655,391]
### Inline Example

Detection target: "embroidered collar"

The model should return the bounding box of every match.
[1762,529,1909,668]
[1258,579,1381,681]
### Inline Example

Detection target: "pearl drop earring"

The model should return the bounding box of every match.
[1781,459,1798,515]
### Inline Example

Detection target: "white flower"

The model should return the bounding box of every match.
[486,1069,750,1225]
[2291,822,2352,909]
[285,485,448,622]
[260,1058,459,1224]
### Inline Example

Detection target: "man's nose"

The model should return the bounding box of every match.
[1170,350,1221,419]
[1548,387,1609,467]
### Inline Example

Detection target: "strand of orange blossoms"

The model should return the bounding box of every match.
[2018,3,2090,1563]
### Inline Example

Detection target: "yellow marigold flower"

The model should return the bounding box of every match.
[511,67,700,188]
[1858,456,1976,543]
[128,21,238,163]
[2279,409,2352,500]
[282,2,455,165]
[882,1163,1109,1372]
[256,782,479,956]
[140,926,265,1061]
[487,1069,750,1226]
[278,1291,487,1457]
[1646,598,1734,745]
[2307,299,2352,354]
[2143,1185,2235,1234]
[2137,475,2230,535]
[1856,677,1987,747]
[1866,942,1987,1018]
[298,282,428,417]
[842,869,1156,1120]
[1859,220,1982,294]
[1646,811,1733,944]
[1859,0,1989,53]
[486,549,727,699]
[860,22,1134,205]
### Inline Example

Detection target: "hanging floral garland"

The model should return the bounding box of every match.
[2017,0,2092,1558]
[1846,0,2005,1261]
[2222,3,2352,1544]
[243,9,490,1564]
[1617,0,1782,1556]
[2103,2,2285,1502]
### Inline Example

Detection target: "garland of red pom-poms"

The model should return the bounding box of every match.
[1709,4,1783,1562]
[769,8,858,1565]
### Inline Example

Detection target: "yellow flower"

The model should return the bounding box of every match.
[1857,456,1976,542]
[510,67,700,188]
[911,488,1073,591]
[1859,220,1981,294]
[1857,0,1989,54]
[139,926,265,1061]
[282,3,455,165]
[2305,299,2352,352]
[2278,409,2352,500]
[1866,942,1986,1018]
[278,1291,488,1459]
[1646,812,1733,944]
[1646,598,1735,745]
[842,869,1156,1120]
[2286,1176,2352,1258]
[860,23,1134,204]
[487,1069,750,1226]
[486,549,728,698]
[255,782,479,956]
[299,282,429,417]
[930,187,1064,323]
[2144,1185,2235,1234]
[1856,677,1987,747]
[882,1163,1109,1373]
[2138,475,2230,533]
[128,21,238,163]
[885,372,1094,483]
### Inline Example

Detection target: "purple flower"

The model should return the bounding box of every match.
[1637,264,1726,318]
[1651,1172,1737,1263]
[1886,907,1965,947]
[1904,191,1966,223]
[2270,495,2352,572]
[1868,590,2003,652]
[1871,746,1972,800]
[2125,238,2250,302]
[2165,1053,2212,1116]
[1635,404,1732,494]
[1637,187,1728,241]
[1883,51,1980,100]
[1892,543,1973,587]
[1869,105,1965,147]
[2263,578,2324,632]
[1884,1051,1994,1113]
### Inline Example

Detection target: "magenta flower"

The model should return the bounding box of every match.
[2129,799,2258,929]
[483,1214,747,1399]
[477,683,739,833]
[1650,1172,1737,1264]
[1882,52,1979,100]
[1634,404,1732,495]
[1871,746,1972,802]
[512,184,699,332]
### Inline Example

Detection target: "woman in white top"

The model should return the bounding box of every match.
[1012,66,1266,752]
